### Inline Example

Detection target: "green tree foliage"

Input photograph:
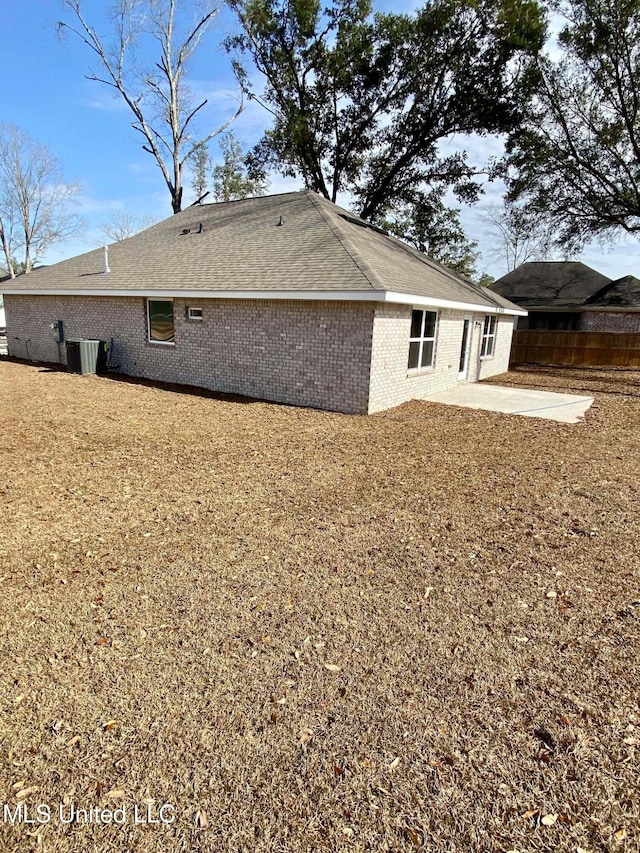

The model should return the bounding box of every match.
[506,0,640,249]
[190,144,212,200]
[477,272,495,287]
[212,132,269,202]
[380,198,480,280]
[226,0,546,257]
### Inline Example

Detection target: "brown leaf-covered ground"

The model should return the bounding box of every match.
[1,360,639,853]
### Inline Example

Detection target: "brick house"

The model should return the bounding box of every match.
[2,191,524,415]
[580,276,640,331]
[490,262,610,330]
[491,262,640,332]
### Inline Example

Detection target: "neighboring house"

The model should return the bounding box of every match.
[490,261,612,330]
[581,276,640,332]
[2,190,524,415]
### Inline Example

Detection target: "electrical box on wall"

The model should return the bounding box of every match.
[51,320,64,342]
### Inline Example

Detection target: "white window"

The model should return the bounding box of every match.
[187,306,203,321]
[408,309,438,370]
[481,315,497,357]
[147,299,175,343]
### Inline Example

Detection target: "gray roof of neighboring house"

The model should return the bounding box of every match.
[2,190,522,314]
[490,261,611,309]
[584,275,640,309]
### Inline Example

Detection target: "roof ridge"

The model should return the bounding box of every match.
[309,192,521,311]
[304,192,383,292]
[378,231,496,302]
[609,274,640,284]
[331,200,506,305]
[584,279,616,304]
[584,274,640,305]
[194,189,303,211]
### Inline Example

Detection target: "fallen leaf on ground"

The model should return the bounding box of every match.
[16,786,39,800]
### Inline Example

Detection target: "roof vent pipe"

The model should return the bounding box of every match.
[103,245,110,274]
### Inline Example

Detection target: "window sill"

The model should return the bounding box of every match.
[147,340,176,347]
[407,366,435,377]
[480,354,495,361]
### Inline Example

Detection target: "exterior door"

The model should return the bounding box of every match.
[458,315,472,380]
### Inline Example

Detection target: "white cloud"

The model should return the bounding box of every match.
[189,78,244,108]
[74,194,125,215]
[78,89,129,114]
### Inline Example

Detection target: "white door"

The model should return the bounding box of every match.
[458,315,472,381]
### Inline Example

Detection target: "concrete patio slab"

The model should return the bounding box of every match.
[422,383,594,423]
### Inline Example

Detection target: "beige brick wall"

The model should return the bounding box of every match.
[4,294,516,415]
[4,295,374,414]
[367,304,514,413]
[579,311,640,332]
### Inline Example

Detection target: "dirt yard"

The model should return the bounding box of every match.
[1,361,638,853]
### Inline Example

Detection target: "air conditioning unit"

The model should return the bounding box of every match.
[65,339,108,375]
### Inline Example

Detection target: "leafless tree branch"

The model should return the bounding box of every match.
[59,0,244,213]
[0,124,84,275]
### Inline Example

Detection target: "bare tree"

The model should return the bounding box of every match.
[0,124,84,277]
[100,210,158,242]
[481,202,559,273]
[59,0,243,214]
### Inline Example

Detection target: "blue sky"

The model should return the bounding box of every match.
[3,0,639,281]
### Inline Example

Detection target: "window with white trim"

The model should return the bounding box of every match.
[187,306,203,321]
[147,299,175,343]
[408,309,438,370]
[480,315,497,357]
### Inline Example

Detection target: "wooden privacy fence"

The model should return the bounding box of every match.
[510,330,640,368]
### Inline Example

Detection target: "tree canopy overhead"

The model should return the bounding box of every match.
[226,0,546,264]
[506,0,640,250]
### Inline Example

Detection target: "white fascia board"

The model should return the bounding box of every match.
[1,287,383,299]
[1,286,527,316]
[382,290,527,316]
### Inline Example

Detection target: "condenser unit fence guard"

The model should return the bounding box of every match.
[65,339,108,375]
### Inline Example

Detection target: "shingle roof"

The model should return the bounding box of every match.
[584,275,640,309]
[2,190,522,313]
[490,261,611,308]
